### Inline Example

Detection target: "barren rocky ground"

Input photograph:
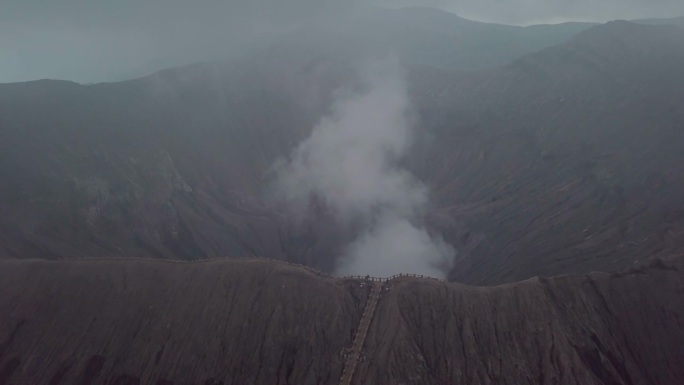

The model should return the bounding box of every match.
[1,255,682,385]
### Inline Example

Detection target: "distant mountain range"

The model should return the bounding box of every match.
[633,15,684,27]
[1,6,683,83]
[2,19,684,286]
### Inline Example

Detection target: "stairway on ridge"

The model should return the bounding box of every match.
[339,281,384,385]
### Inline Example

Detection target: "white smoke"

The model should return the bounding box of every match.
[337,214,455,277]
[273,59,454,278]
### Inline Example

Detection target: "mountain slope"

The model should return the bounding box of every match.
[0,255,682,384]
[409,21,684,283]
[264,6,594,72]
[1,22,684,285]
[0,258,366,385]
[360,255,684,385]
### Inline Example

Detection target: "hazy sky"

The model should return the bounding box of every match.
[1,0,683,83]
[3,0,682,25]
[377,0,684,24]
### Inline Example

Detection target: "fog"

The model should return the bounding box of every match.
[273,59,454,278]
[1,0,683,83]
[0,0,351,83]
[376,0,684,25]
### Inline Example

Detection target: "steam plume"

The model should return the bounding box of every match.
[274,59,454,278]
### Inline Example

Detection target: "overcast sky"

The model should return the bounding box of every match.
[377,0,684,24]
[1,0,683,83]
